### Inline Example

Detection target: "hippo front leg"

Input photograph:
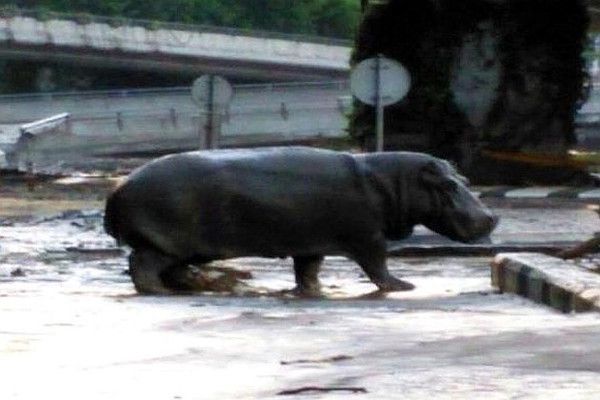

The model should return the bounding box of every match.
[129,248,179,295]
[350,237,415,292]
[293,255,323,297]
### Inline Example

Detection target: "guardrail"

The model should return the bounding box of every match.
[0,7,353,46]
[0,80,350,103]
[0,79,353,173]
[3,91,351,172]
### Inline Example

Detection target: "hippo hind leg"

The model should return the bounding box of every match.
[129,247,183,295]
[293,255,323,297]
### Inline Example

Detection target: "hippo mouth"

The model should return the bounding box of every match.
[421,171,499,243]
[442,210,499,243]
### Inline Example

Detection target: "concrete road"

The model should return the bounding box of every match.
[1,204,600,399]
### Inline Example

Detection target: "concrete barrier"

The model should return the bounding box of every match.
[0,81,352,172]
[7,113,73,171]
[0,11,351,81]
[491,253,600,313]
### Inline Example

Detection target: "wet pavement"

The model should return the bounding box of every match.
[1,204,600,399]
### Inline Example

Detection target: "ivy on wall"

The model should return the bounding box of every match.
[350,0,589,175]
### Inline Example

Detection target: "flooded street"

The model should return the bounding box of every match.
[0,0,599,396]
[2,204,600,399]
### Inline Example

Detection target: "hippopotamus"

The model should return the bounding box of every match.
[104,147,497,295]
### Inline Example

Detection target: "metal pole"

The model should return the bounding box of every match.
[205,75,215,149]
[375,54,384,152]
[212,111,221,149]
[196,113,204,150]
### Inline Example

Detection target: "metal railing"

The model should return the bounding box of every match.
[64,99,348,129]
[0,7,353,47]
[0,80,350,103]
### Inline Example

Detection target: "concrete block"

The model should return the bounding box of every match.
[491,253,600,313]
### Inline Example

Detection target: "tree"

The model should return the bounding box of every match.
[13,0,359,38]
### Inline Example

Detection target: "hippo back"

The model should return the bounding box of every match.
[104,147,384,259]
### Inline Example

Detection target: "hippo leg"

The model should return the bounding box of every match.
[351,238,415,292]
[129,248,180,295]
[293,255,323,296]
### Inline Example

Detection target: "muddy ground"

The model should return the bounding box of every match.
[2,176,600,399]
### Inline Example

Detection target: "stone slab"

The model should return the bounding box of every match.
[491,253,600,312]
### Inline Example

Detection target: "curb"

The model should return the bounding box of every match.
[388,244,566,257]
[476,187,600,200]
[491,253,600,313]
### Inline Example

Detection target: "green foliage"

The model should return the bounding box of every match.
[0,4,19,18]
[6,0,360,38]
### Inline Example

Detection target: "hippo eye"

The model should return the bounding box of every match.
[441,179,458,192]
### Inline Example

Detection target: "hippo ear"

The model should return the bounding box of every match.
[440,159,470,186]
[420,162,457,191]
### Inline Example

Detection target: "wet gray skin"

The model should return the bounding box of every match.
[404,156,499,243]
[104,147,498,295]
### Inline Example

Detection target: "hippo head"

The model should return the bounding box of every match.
[412,158,498,243]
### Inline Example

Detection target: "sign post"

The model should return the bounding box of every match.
[375,55,384,152]
[350,54,411,152]
[191,75,233,149]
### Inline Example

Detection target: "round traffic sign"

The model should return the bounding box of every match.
[350,56,411,106]
[191,75,233,107]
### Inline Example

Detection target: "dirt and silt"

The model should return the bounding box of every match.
[2,175,600,399]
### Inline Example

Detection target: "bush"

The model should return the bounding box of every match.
[0,4,20,19]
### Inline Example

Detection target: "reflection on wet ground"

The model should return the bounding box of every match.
[2,208,600,399]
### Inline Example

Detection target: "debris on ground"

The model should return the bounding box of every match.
[10,268,25,277]
[280,355,353,365]
[277,386,368,396]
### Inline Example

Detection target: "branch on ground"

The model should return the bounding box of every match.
[277,386,368,396]
[557,236,600,260]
